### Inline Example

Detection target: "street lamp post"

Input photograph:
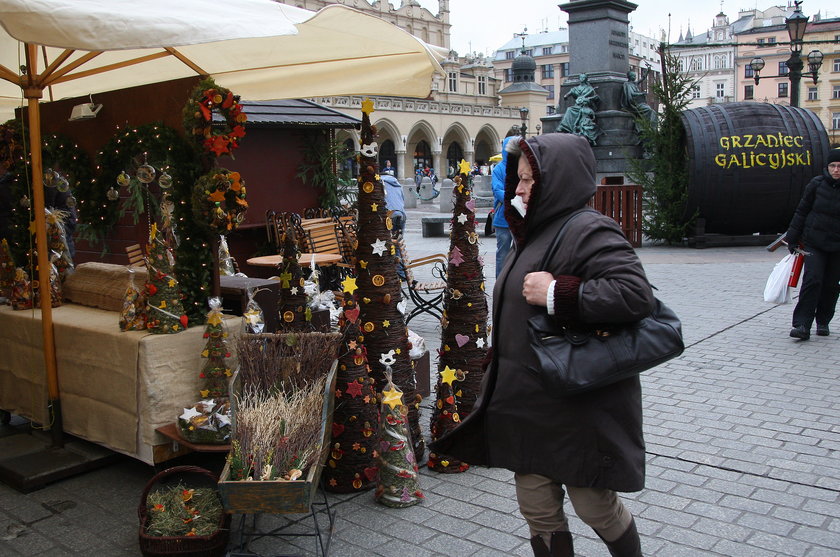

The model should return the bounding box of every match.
[749,0,823,107]
[519,106,529,137]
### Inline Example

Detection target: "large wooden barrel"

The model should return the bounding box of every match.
[681,102,828,235]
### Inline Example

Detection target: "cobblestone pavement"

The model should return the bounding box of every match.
[1,202,838,556]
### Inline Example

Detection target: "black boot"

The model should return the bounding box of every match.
[530,531,574,557]
[601,519,642,557]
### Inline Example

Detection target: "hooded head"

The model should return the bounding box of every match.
[504,133,596,245]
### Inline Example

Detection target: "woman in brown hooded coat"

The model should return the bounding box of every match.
[432,133,654,556]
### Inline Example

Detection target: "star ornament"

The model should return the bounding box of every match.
[207,312,223,326]
[458,159,472,175]
[342,276,358,295]
[457,213,468,225]
[382,386,403,409]
[361,97,375,115]
[440,365,457,385]
[371,239,387,256]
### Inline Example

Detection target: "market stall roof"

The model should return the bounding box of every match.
[225,99,361,129]
[0,0,447,121]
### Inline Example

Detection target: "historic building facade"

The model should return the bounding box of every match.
[286,0,524,179]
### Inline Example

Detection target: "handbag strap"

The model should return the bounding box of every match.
[538,208,596,270]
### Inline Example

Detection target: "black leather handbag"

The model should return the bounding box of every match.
[526,211,684,396]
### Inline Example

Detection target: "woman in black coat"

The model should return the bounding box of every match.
[786,148,840,340]
[432,134,654,557]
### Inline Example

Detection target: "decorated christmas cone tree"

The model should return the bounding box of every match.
[323,295,381,493]
[353,99,424,459]
[375,368,423,508]
[145,223,189,334]
[44,208,74,280]
[199,298,233,399]
[276,226,310,331]
[0,239,15,299]
[428,163,490,473]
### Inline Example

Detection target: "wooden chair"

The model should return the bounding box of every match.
[393,234,448,324]
[126,243,145,268]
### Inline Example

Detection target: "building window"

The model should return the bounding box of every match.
[745,65,754,78]
[808,87,818,101]
[690,58,702,71]
[833,58,840,72]
[559,62,569,77]
[744,85,754,100]
[779,61,789,75]
[542,64,554,79]
[524,49,533,57]
[716,83,725,98]
[833,112,840,129]
[691,85,701,99]
[714,55,724,69]
[546,85,555,100]
[778,82,788,97]
[768,37,776,45]
[757,38,766,46]
[448,72,457,92]
[561,45,568,53]
[506,51,515,60]
[833,85,840,99]
[478,76,486,95]
[505,68,513,82]
[542,46,553,56]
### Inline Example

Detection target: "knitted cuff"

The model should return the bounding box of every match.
[546,280,557,315]
[552,275,582,319]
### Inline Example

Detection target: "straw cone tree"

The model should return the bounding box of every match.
[322,295,381,493]
[375,371,423,508]
[276,226,310,331]
[428,165,489,473]
[352,99,424,459]
[145,223,188,334]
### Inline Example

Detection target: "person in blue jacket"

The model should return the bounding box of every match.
[382,174,406,235]
[492,135,516,277]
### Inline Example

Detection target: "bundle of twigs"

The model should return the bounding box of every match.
[228,376,326,481]
[235,332,341,393]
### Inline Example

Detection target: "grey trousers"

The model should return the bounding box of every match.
[515,472,633,543]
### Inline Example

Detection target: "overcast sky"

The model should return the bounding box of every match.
[415,1,838,56]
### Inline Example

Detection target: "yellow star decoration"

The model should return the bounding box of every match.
[342,276,358,295]
[381,386,403,409]
[207,312,223,326]
[395,348,401,354]
[458,159,471,175]
[382,320,390,328]
[440,366,457,385]
[361,97,375,115]
[200,389,209,398]
[168,278,176,288]
[371,202,378,212]
[360,260,368,269]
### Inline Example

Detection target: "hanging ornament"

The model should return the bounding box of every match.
[158,171,173,189]
[116,170,131,187]
[65,195,77,208]
[20,195,30,208]
[106,187,120,201]
[43,168,56,187]
[56,174,70,193]
[136,164,156,184]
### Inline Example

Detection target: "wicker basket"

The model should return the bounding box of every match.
[138,465,231,557]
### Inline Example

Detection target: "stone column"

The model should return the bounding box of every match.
[543,0,644,180]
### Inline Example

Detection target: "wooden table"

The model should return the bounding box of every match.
[246,253,343,268]
[155,423,230,454]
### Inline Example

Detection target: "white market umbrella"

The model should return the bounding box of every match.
[0,0,445,443]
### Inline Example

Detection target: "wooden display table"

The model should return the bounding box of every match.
[155,423,230,454]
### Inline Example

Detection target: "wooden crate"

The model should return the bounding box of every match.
[218,362,336,514]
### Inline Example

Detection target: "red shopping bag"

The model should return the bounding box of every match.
[788,252,805,287]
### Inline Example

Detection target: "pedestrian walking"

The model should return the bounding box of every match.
[432,133,654,557]
[786,147,840,340]
[492,136,515,277]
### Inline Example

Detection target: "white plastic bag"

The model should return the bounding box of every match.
[764,254,794,304]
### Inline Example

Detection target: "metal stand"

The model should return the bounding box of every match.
[227,486,335,557]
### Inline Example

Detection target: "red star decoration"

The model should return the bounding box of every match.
[345,381,364,398]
